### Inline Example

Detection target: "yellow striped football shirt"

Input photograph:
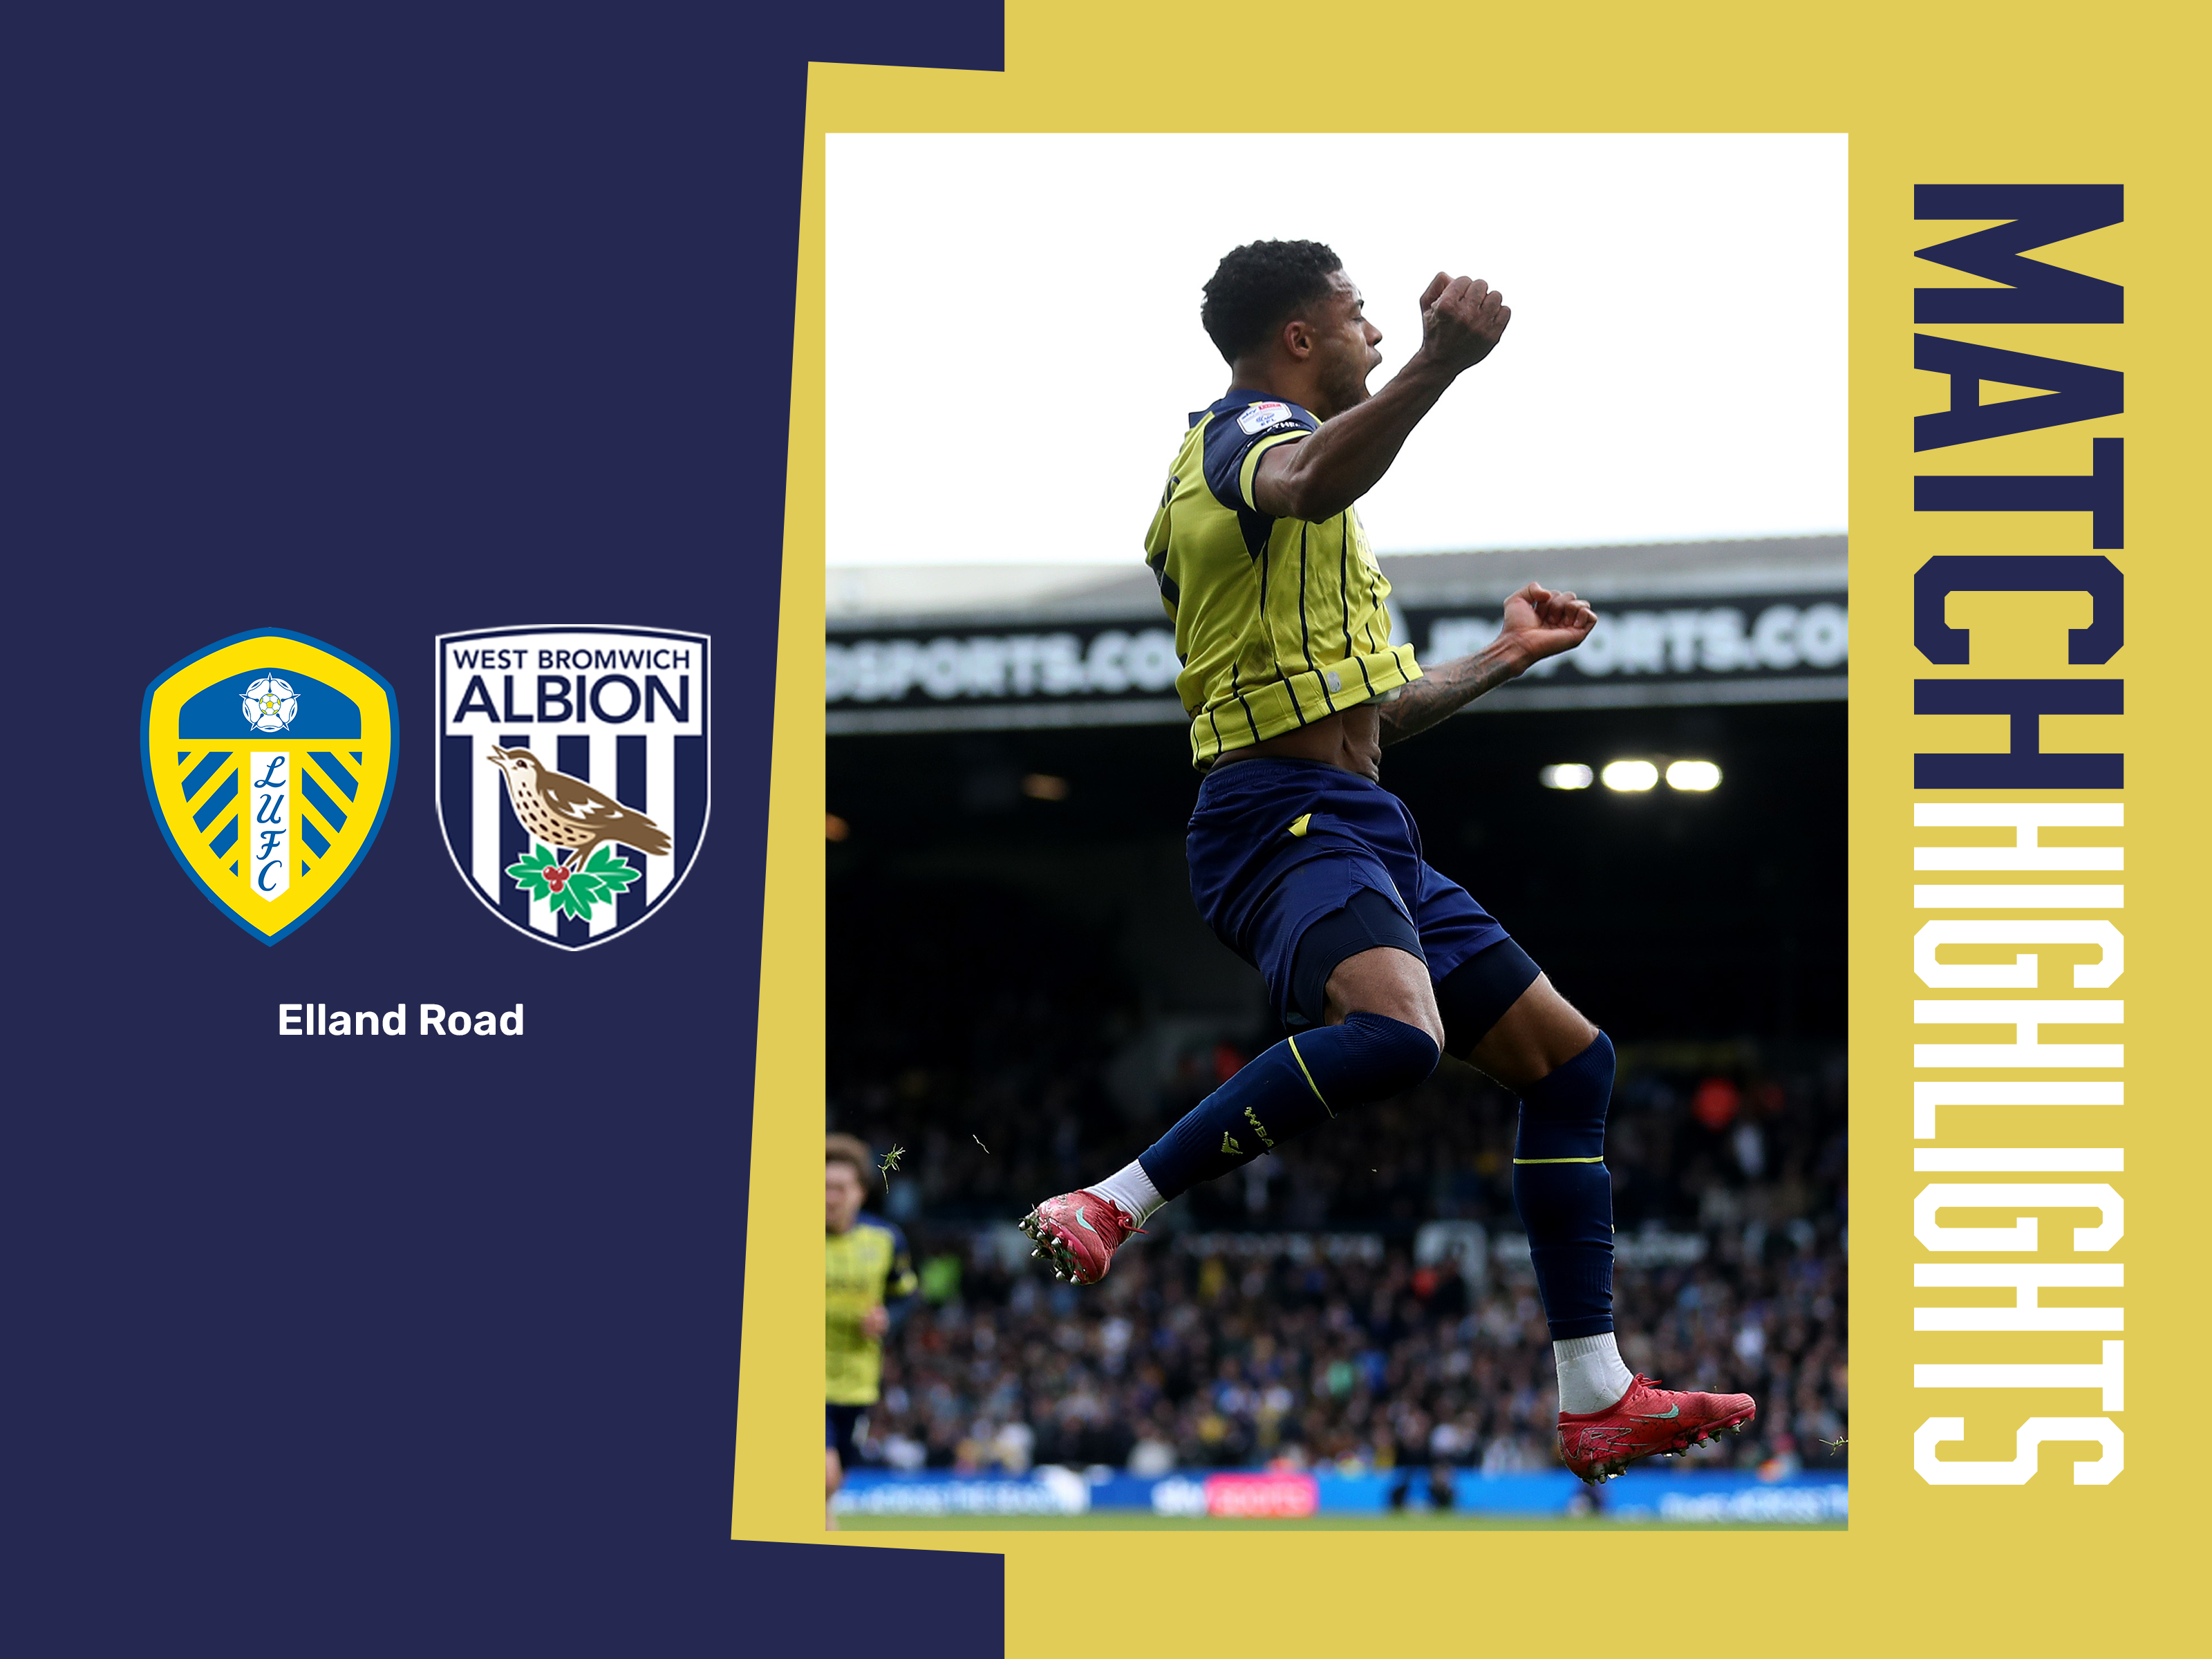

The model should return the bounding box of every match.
[1145,391,1421,768]
[825,1215,916,1407]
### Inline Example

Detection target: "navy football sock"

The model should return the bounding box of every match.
[1136,1013,1440,1199]
[1510,1031,1618,1340]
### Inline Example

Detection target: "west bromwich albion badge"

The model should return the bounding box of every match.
[141,629,400,944]
[435,624,709,949]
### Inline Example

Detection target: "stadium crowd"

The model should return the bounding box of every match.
[830,993,1848,1482]
[859,1224,1846,1483]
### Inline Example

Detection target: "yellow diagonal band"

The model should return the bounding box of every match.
[1284,1033,1333,1118]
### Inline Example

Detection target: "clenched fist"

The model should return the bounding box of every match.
[1417,273,1511,375]
[1497,581,1596,666]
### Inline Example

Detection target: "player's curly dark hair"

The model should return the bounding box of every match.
[1200,239,1342,364]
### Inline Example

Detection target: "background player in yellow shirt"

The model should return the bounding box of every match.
[824,1133,915,1528]
[1022,241,1755,1483]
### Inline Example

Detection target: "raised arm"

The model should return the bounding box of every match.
[1379,582,1597,745]
[1251,274,1511,523]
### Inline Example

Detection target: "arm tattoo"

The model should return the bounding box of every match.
[1377,639,1528,746]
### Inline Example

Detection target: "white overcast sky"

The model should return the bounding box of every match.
[826,133,1846,566]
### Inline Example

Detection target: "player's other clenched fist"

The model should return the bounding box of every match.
[1418,273,1511,375]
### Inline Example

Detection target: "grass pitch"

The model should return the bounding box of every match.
[838,1513,1844,1531]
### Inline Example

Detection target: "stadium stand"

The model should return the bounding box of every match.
[835,1023,1844,1483]
[827,541,1847,1499]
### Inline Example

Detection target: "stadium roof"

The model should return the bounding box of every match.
[825,535,1848,732]
[827,534,1846,632]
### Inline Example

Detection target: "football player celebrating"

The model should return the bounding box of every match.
[1020,241,1753,1482]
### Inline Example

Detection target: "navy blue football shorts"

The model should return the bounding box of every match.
[1187,757,1540,1047]
[827,1403,865,1466]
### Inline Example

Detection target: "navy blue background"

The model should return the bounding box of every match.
[17,8,1004,1654]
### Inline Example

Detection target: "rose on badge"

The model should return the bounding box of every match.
[241,675,300,733]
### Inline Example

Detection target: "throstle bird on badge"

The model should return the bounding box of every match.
[486,746,673,866]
